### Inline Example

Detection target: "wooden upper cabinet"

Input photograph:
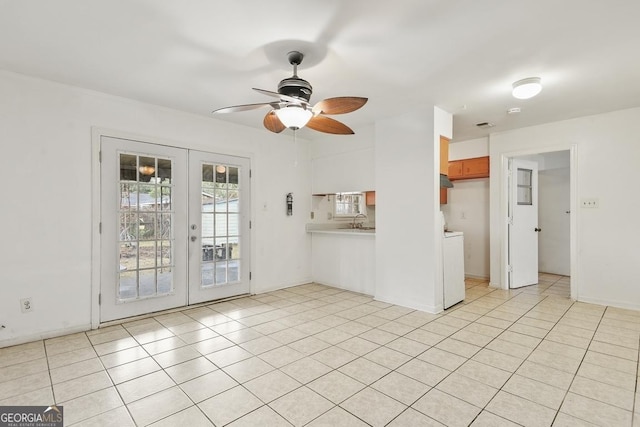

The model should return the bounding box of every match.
[439,136,450,174]
[440,187,448,204]
[440,136,450,204]
[449,156,490,180]
[365,191,376,206]
[448,161,464,179]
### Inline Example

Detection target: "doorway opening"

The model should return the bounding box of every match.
[505,148,576,298]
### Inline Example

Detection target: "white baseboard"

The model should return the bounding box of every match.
[0,323,91,349]
[251,278,314,295]
[465,274,490,280]
[577,295,640,312]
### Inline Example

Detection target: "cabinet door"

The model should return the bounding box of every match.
[440,136,450,174]
[463,157,489,178]
[440,187,448,204]
[448,160,463,179]
[366,191,376,206]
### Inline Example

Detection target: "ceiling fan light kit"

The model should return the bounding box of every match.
[212,50,367,135]
[512,77,542,99]
[275,105,313,130]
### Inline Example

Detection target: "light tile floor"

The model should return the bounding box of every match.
[1,274,639,426]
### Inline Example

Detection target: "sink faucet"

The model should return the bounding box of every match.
[352,213,367,229]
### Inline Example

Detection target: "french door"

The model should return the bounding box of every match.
[100,136,250,322]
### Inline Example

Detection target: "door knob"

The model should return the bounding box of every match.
[190,236,197,242]
[534,227,541,232]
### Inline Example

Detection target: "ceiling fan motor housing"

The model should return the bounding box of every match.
[278,76,312,102]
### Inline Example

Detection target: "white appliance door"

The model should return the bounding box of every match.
[443,234,465,309]
[509,158,539,288]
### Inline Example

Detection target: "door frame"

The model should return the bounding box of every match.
[91,127,254,329]
[499,144,578,299]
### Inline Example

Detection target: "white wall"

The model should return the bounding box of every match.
[442,137,490,278]
[310,124,375,194]
[442,180,490,278]
[308,128,376,227]
[448,137,489,161]
[0,70,312,346]
[489,107,640,310]
[374,107,451,313]
[538,166,570,275]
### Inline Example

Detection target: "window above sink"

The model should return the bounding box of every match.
[334,192,365,217]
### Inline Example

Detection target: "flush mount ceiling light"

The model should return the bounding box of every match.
[512,77,542,99]
[274,105,313,130]
[215,165,226,174]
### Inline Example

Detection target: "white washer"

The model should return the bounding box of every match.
[443,231,465,309]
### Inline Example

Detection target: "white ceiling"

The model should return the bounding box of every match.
[2,0,639,141]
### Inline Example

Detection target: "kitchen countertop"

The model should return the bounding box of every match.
[308,228,375,235]
[306,224,375,235]
[444,231,463,237]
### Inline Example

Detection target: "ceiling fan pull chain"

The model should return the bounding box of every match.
[293,129,298,167]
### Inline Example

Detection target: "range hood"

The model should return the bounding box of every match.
[440,173,454,188]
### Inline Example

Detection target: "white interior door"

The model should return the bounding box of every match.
[509,158,540,288]
[188,151,251,304]
[100,138,251,322]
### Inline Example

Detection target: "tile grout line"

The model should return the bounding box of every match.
[632,330,640,427]
[382,284,567,425]
[84,330,137,427]
[43,341,56,407]
[547,302,606,426]
[128,280,549,426]
[441,291,575,425]
[8,279,638,427]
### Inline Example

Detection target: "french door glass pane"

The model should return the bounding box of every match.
[118,153,175,300]
[200,162,242,287]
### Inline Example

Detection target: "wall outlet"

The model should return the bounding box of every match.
[20,298,33,313]
[581,198,599,208]
[310,211,315,220]
[327,212,333,220]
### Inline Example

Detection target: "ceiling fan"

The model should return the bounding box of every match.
[212,51,367,135]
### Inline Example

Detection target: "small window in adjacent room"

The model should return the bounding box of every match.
[334,192,365,217]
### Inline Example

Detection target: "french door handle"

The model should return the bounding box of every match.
[534,227,542,232]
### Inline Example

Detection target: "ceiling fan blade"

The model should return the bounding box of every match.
[312,97,368,115]
[263,110,286,133]
[252,88,308,105]
[306,115,354,135]
[212,102,277,114]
